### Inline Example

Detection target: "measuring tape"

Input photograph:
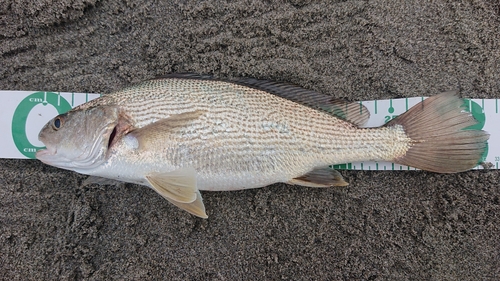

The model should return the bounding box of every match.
[1,91,498,170]
[1,91,101,159]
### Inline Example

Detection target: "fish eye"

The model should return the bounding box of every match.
[52,116,63,130]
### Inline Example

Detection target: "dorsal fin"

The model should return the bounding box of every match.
[231,78,370,126]
[153,74,370,127]
[156,73,214,80]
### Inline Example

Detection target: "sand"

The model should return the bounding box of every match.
[1,0,499,279]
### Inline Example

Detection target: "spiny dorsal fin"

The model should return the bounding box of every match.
[153,74,370,127]
[288,167,349,187]
[156,73,214,80]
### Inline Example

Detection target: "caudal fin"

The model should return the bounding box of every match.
[386,91,489,173]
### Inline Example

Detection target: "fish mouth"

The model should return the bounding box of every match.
[35,147,56,162]
[35,147,75,169]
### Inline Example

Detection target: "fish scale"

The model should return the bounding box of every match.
[36,75,489,217]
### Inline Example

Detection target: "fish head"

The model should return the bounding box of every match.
[36,105,122,171]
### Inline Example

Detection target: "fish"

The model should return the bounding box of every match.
[36,74,489,218]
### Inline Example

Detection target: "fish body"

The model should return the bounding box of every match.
[36,74,489,218]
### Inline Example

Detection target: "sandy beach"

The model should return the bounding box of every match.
[1,0,499,279]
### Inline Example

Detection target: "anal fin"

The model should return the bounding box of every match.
[288,167,348,187]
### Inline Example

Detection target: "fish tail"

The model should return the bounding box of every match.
[385,91,489,173]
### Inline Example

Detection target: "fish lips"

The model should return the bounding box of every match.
[36,148,73,168]
[35,147,56,162]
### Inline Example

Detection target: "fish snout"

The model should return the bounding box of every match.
[35,147,56,162]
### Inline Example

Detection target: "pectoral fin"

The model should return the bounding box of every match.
[146,168,198,203]
[288,167,349,187]
[131,110,206,150]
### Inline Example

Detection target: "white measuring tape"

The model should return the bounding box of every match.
[1,91,498,170]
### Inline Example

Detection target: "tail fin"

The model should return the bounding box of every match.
[386,91,489,173]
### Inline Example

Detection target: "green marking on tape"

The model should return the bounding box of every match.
[388,99,394,113]
[463,99,488,162]
[12,92,72,159]
[332,164,345,169]
[332,163,353,170]
[374,100,378,114]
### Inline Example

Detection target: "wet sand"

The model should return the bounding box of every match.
[1,0,499,279]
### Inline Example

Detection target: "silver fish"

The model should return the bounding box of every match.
[36,74,489,218]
